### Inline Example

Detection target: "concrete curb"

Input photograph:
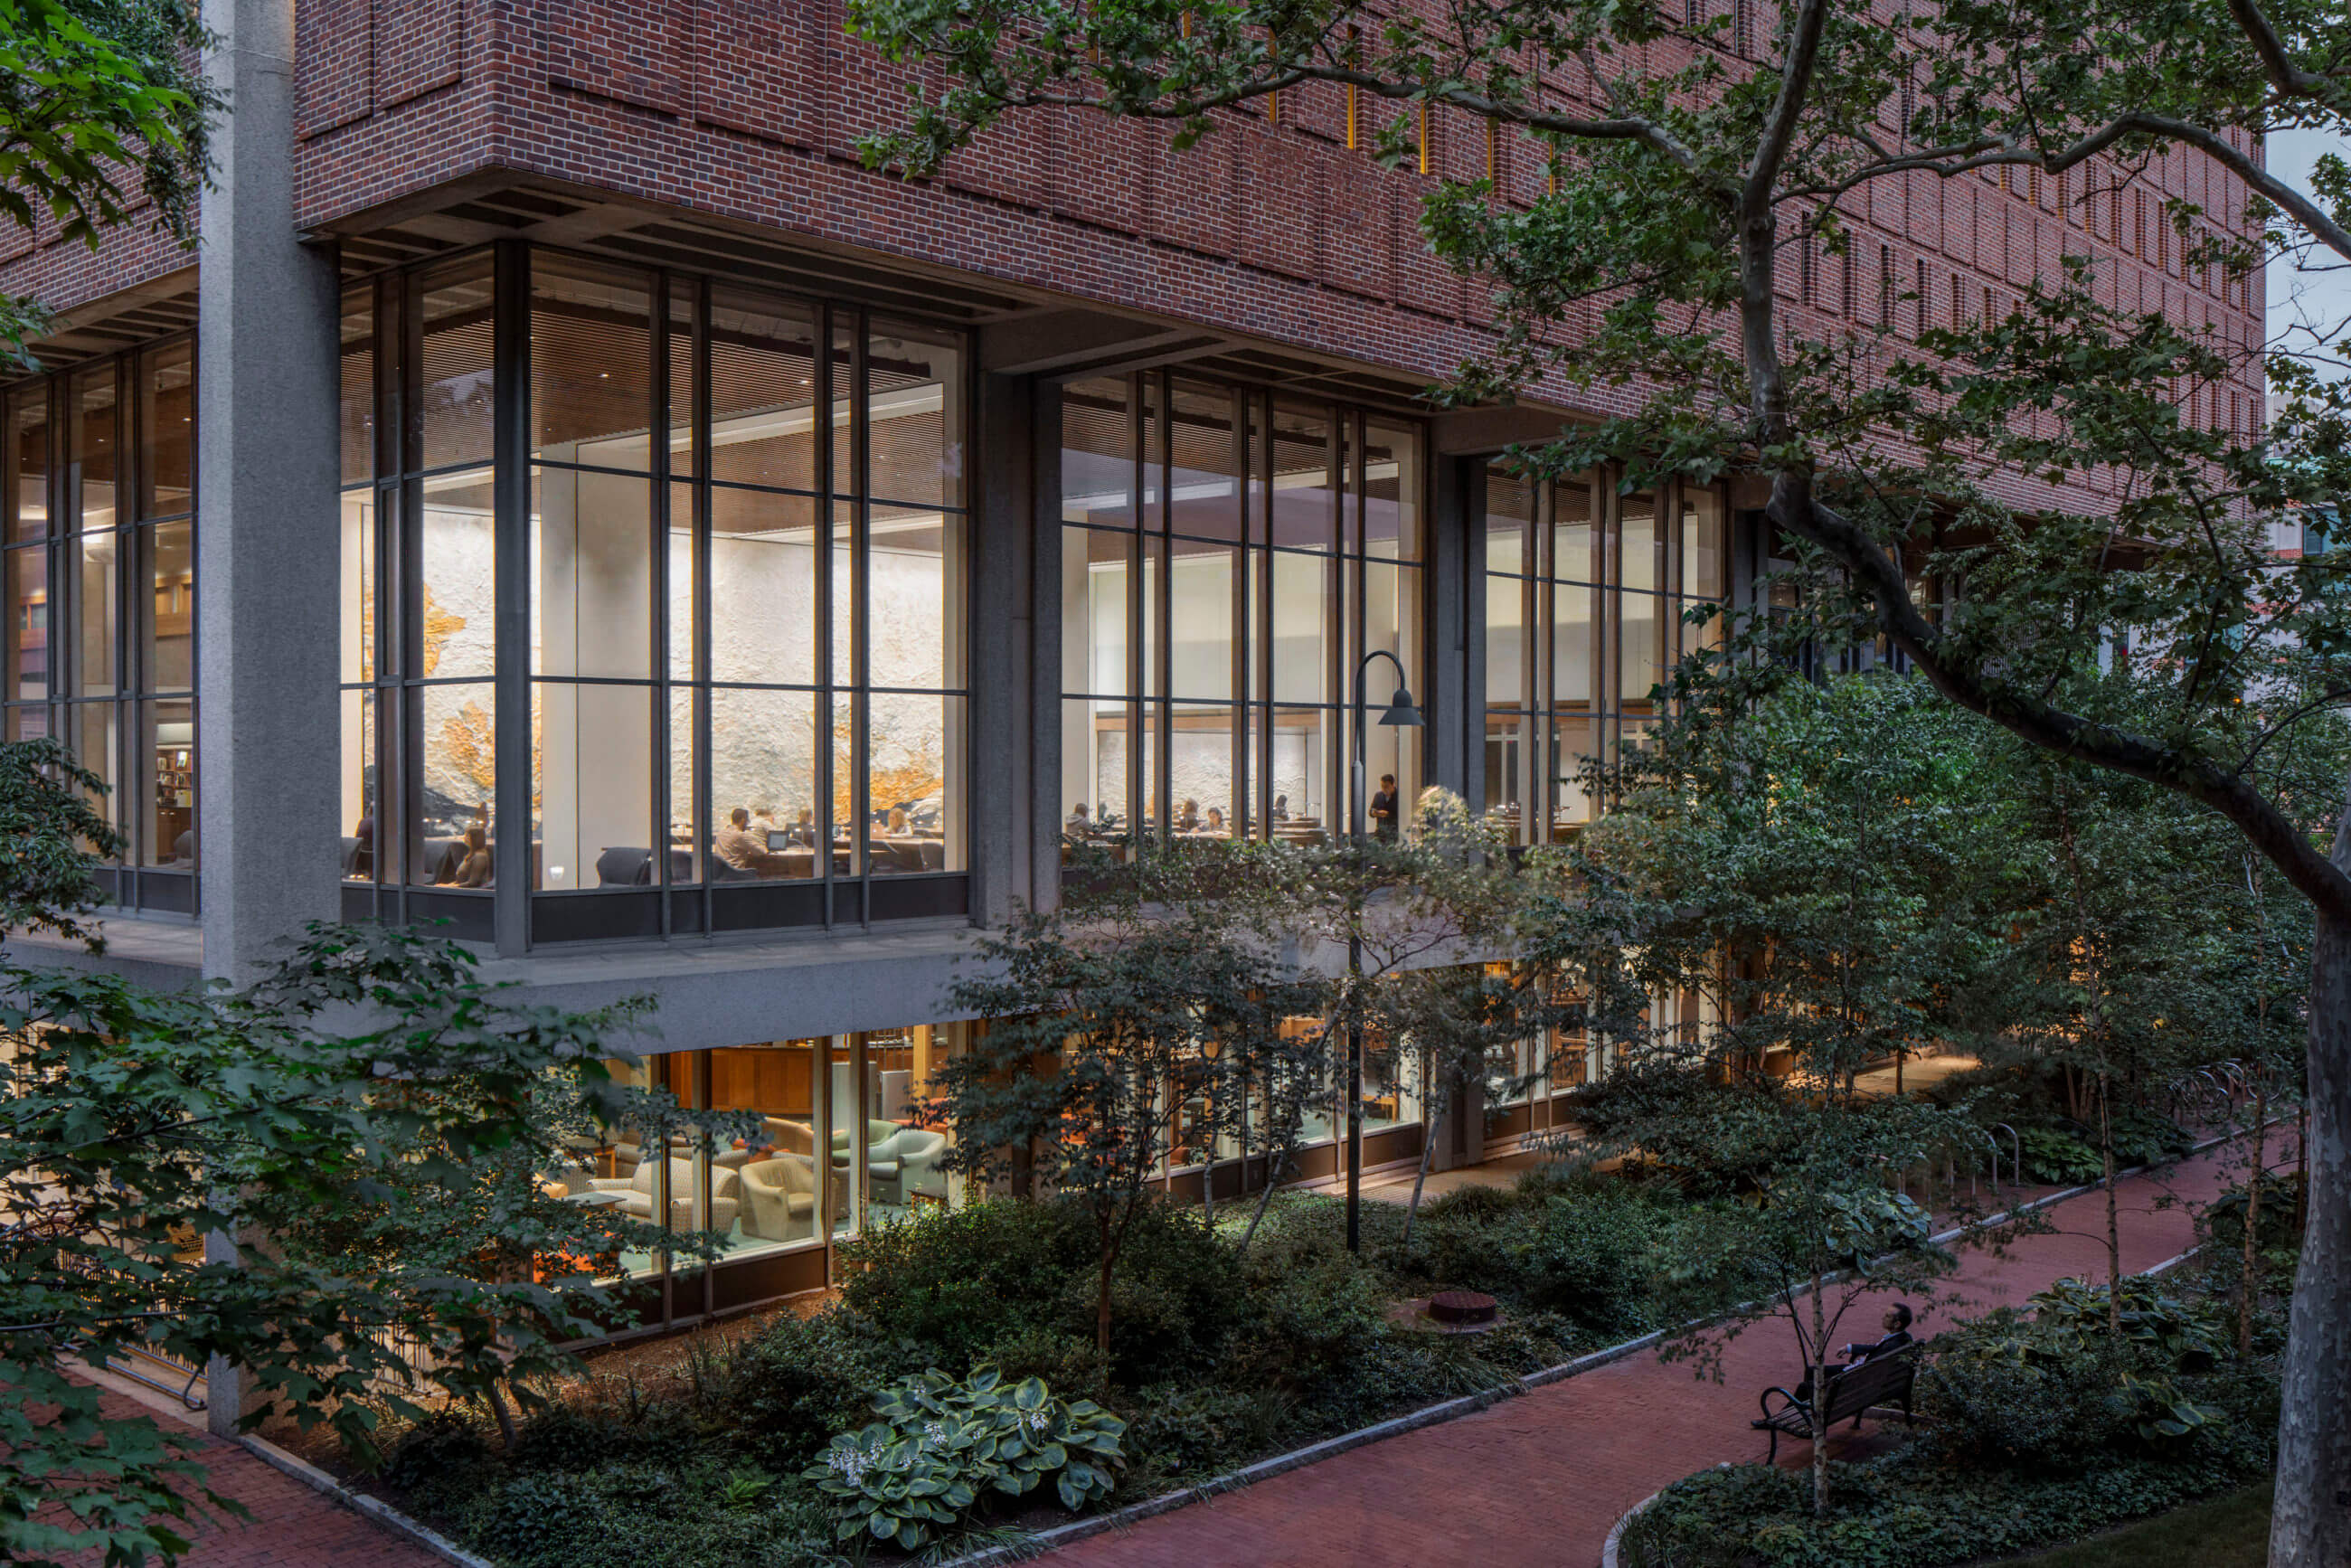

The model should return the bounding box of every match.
[1600,1488,1662,1568]
[234,1434,496,1568]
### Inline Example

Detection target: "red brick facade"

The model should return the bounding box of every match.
[2,0,2269,495]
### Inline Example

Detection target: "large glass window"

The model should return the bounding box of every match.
[1484,467,1726,841]
[339,247,970,940]
[553,1027,967,1281]
[1060,373,1423,853]
[2,337,200,895]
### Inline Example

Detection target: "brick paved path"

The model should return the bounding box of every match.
[1051,1138,2276,1568]
[62,1387,441,1568]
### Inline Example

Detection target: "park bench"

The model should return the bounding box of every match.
[1751,1346,1919,1461]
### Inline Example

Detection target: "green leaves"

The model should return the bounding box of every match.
[0,0,220,370]
[0,907,756,1567]
[803,1363,1127,1547]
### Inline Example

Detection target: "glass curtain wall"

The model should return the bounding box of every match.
[2,338,198,910]
[546,1028,965,1281]
[1060,373,1423,852]
[339,244,969,941]
[1483,467,1725,841]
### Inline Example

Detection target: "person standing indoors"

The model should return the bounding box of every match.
[1369,774,1400,841]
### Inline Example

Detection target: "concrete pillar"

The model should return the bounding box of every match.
[194,0,339,1431]
[195,0,341,986]
[1029,387,1065,913]
[969,373,1035,925]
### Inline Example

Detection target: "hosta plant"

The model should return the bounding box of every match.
[804,1365,1125,1549]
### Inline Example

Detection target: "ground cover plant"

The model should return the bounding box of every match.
[368,1169,1717,1567]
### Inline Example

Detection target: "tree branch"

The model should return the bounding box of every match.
[1769,476,2351,923]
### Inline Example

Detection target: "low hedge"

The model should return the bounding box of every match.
[1619,1443,2271,1568]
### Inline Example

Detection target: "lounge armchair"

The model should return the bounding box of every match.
[738,1155,824,1241]
[588,1157,741,1233]
[873,1128,949,1205]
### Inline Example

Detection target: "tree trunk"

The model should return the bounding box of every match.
[1400,1080,1445,1250]
[1095,1205,1118,1359]
[2272,906,2351,1568]
[2099,1071,2120,1337]
[1809,1273,1831,1517]
[1236,1125,1295,1255]
[2242,1069,2267,1358]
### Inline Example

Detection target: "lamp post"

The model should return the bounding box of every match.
[1345,647,1422,1254]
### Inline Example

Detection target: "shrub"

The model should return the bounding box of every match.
[461,1462,837,1568]
[2107,1107,2195,1168]
[1121,1384,1288,1480]
[1917,1311,2140,1467]
[716,1310,927,1472]
[803,1366,1125,1551]
[838,1196,1249,1385]
[1619,1442,2269,1568]
[2018,1126,2103,1185]
[1418,1184,1664,1335]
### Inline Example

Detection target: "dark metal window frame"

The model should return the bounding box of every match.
[1058,369,1432,852]
[1481,468,1729,842]
[336,241,975,951]
[2,335,201,915]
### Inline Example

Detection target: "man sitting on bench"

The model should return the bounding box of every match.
[1755,1302,1918,1459]
[1790,1301,1913,1403]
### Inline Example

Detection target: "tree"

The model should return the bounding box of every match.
[0,0,218,368]
[841,5,2351,1555]
[0,750,741,1567]
[938,841,1321,1357]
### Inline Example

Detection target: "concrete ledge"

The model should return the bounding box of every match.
[235,1434,496,1568]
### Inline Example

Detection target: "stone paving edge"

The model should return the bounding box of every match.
[233,1432,496,1568]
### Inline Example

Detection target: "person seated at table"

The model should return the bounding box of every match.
[792,808,817,846]
[887,807,909,835]
[1271,793,1290,823]
[1204,806,1226,834]
[715,808,791,875]
[451,824,492,887]
[1176,798,1200,831]
[1067,802,1091,831]
[750,804,780,836]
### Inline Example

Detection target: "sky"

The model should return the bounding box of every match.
[2265,126,2351,380]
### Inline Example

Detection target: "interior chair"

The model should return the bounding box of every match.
[737,1154,822,1241]
[873,1128,949,1205]
[588,1158,741,1233]
[595,846,653,887]
[762,1117,816,1155]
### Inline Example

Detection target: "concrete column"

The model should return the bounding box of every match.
[969,373,1035,925]
[194,0,339,1431]
[195,0,341,986]
[1029,389,1064,913]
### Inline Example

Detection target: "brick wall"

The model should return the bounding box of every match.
[0,0,2271,514]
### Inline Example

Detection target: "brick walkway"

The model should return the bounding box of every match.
[1051,1138,2277,1568]
[61,1387,441,1568]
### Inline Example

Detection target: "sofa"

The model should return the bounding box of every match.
[589,1157,741,1233]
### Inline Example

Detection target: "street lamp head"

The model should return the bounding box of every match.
[1378,685,1423,728]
